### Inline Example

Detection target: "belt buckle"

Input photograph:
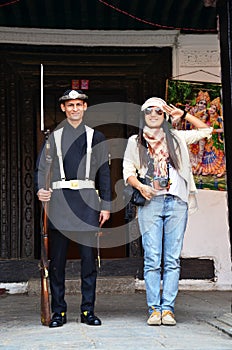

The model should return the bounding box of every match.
[70,180,79,189]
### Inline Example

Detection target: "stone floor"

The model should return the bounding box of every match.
[0,290,231,350]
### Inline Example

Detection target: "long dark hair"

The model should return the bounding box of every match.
[137,113,181,169]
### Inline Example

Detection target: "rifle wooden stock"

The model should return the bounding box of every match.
[40,131,52,326]
[40,201,51,326]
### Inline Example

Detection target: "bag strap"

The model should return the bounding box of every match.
[53,125,94,181]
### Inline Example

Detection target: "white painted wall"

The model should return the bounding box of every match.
[174,34,231,290]
[183,190,231,289]
[173,34,221,83]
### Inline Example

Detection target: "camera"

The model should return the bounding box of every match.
[158,177,169,188]
[153,177,169,190]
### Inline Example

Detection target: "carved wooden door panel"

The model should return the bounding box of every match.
[0,60,36,259]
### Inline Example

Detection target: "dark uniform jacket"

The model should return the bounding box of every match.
[35,120,111,232]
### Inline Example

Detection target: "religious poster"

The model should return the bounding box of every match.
[81,79,89,90]
[71,79,80,90]
[166,79,226,191]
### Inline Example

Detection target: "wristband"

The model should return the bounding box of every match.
[181,110,188,120]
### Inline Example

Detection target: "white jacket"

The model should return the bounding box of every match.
[123,127,213,214]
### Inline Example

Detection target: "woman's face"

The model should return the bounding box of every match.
[144,106,164,129]
[209,104,217,115]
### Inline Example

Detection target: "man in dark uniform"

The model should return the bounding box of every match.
[35,89,111,327]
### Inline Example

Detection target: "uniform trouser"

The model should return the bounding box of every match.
[49,229,97,314]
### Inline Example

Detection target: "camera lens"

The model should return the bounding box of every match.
[158,178,168,188]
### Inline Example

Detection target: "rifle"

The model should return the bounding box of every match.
[40,129,52,326]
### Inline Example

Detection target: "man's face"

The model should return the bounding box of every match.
[60,99,87,125]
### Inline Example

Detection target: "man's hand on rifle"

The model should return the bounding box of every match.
[37,188,53,202]
[99,210,110,228]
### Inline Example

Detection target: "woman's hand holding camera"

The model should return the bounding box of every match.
[138,184,156,200]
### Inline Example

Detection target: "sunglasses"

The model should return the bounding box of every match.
[144,107,163,115]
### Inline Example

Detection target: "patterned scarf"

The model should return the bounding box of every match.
[143,126,169,178]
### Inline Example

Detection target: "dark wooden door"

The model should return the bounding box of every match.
[0,44,172,260]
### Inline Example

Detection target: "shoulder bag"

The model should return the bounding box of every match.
[123,177,146,206]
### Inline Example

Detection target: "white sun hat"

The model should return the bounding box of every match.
[141,97,167,111]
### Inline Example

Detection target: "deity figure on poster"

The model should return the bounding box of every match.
[188,90,210,175]
[201,97,226,177]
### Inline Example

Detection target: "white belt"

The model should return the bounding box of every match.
[52,179,95,190]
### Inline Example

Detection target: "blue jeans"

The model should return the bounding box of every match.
[138,194,188,314]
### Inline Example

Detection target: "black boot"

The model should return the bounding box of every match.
[81,311,101,326]
[49,312,67,328]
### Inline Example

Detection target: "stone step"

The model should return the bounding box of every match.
[206,313,232,337]
[3,278,231,295]
[28,276,136,295]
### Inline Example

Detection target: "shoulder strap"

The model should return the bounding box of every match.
[53,125,94,180]
[54,127,66,180]
[85,125,94,179]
